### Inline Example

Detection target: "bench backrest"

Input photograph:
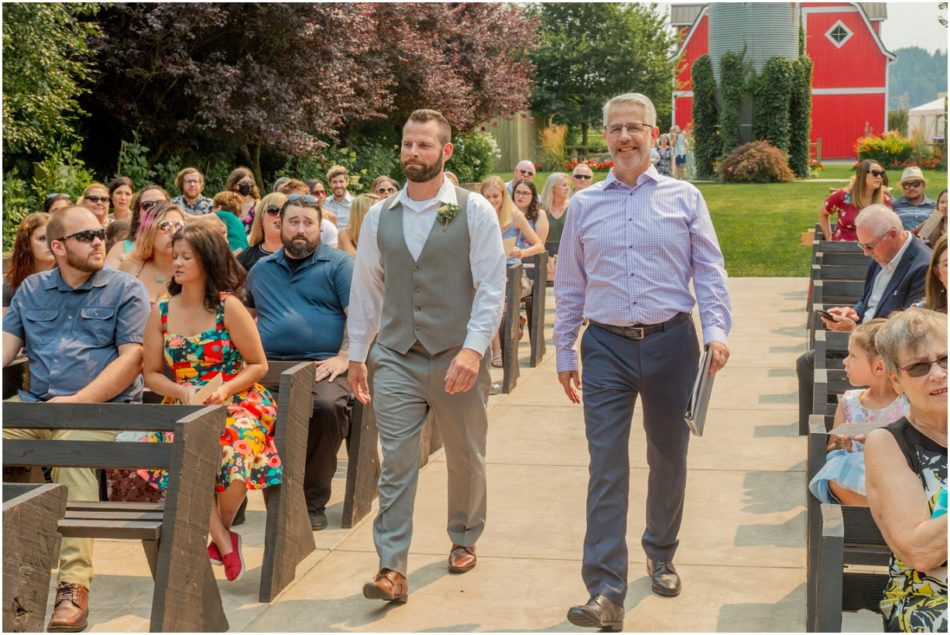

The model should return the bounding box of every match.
[815,330,850,371]
[816,250,871,269]
[813,279,865,307]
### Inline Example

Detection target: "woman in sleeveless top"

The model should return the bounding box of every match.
[820,159,893,241]
[139,224,282,582]
[865,308,947,632]
[118,202,188,305]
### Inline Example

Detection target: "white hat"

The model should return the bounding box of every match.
[899,166,927,186]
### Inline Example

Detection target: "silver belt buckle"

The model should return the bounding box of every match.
[628,326,645,340]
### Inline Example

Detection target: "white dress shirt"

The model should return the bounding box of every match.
[348,179,506,363]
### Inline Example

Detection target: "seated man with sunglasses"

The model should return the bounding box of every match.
[245,193,354,531]
[2,205,150,632]
[796,204,932,431]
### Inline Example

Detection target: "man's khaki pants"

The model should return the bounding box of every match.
[3,427,117,589]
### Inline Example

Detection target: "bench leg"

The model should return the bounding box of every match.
[142,540,159,579]
[259,483,315,603]
[342,400,380,529]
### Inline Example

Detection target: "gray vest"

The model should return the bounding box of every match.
[377,188,475,355]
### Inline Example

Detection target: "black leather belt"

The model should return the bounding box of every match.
[589,313,689,341]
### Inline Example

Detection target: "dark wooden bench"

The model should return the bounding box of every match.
[258,361,318,602]
[2,403,229,632]
[523,252,548,367]
[501,262,523,394]
[3,482,68,632]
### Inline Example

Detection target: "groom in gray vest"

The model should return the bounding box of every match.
[348,109,507,603]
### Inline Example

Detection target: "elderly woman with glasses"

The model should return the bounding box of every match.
[105,185,171,268]
[821,159,893,241]
[118,202,189,304]
[81,183,112,228]
[239,192,288,271]
[864,308,947,632]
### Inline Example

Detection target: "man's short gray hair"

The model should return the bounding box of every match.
[603,93,657,128]
[855,204,902,236]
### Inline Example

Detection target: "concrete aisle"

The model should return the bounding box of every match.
[62,277,878,631]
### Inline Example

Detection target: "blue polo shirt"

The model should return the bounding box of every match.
[246,245,353,360]
[3,266,150,402]
[892,196,936,230]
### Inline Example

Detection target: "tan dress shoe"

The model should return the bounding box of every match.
[448,544,477,573]
[47,583,89,632]
[362,569,408,603]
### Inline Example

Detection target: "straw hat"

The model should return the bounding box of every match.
[899,166,927,186]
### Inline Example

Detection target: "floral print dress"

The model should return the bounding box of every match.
[138,294,282,492]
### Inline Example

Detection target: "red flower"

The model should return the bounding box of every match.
[267,455,282,468]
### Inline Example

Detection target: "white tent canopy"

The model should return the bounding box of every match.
[908,97,946,141]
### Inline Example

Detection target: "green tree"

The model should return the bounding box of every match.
[528,3,675,146]
[2,3,99,157]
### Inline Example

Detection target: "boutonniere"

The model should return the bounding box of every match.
[436,203,461,231]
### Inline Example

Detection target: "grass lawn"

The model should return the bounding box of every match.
[494,168,948,277]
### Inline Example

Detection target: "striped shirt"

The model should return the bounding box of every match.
[553,166,732,372]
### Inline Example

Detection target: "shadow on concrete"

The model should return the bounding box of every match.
[734,510,805,549]
[758,391,798,405]
[753,421,799,438]
[716,582,805,631]
[741,471,803,513]
[767,368,797,378]
[771,325,806,338]
[769,344,807,354]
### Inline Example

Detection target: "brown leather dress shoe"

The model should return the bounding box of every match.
[448,544,477,573]
[47,582,89,632]
[646,559,682,597]
[362,569,408,603]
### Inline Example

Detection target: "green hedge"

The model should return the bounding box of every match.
[692,55,719,179]
[788,56,813,178]
[718,50,747,156]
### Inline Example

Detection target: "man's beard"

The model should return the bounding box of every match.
[64,246,104,273]
[401,155,445,183]
[282,232,320,259]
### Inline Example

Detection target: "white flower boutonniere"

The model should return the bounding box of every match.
[436,203,461,231]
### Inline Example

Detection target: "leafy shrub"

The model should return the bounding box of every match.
[116,130,155,187]
[281,136,401,194]
[855,131,913,166]
[752,56,793,152]
[446,130,500,183]
[718,140,795,183]
[888,109,909,137]
[3,169,36,251]
[718,49,748,156]
[788,56,813,178]
[691,55,720,179]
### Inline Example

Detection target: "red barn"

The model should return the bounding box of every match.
[671,2,896,160]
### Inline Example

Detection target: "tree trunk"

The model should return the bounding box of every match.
[581,123,589,150]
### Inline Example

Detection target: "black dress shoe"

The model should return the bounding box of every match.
[646,559,681,597]
[309,510,328,531]
[566,594,624,632]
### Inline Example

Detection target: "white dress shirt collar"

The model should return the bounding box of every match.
[387,177,458,212]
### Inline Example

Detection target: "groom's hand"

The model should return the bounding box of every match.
[445,348,481,394]
[348,361,371,404]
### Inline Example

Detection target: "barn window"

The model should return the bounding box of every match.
[825,20,853,48]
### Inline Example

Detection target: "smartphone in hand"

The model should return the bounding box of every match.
[815,309,839,322]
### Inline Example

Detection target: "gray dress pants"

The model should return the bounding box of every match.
[580,318,699,606]
[370,340,491,575]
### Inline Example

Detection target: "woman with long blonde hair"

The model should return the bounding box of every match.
[338,193,379,257]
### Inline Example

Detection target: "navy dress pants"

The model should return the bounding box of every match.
[580,318,700,606]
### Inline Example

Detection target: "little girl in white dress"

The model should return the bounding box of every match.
[809,319,909,505]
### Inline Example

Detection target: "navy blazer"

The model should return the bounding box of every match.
[854,235,931,321]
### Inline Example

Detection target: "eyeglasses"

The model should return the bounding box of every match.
[57,228,107,243]
[514,190,533,198]
[605,122,653,137]
[869,169,886,178]
[518,168,535,176]
[265,205,281,216]
[376,186,397,195]
[899,354,948,378]
[902,181,924,188]
[857,230,893,252]
[573,174,592,180]
[140,199,162,211]
[158,220,186,233]
[84,195,109,204]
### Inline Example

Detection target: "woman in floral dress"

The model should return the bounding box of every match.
[139,223,282,582]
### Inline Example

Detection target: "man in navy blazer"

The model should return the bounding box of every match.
[797,204,931,428]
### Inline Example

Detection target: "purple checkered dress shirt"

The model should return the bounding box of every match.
[553,166,732,372]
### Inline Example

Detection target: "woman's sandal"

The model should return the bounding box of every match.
[491,353,504,368]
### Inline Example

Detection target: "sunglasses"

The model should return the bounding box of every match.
[376,186,397,195]
[286,193,319,204]
[45,192,69,201]
[158,220,186,233]
[573,174,592,180]
[140,199,163,211]
[869,169,886,178]
[85,195,109,204]
[518,169,535,176]
[57,228,107,243]
[902,181,924,188]
[900,354,948,378]
[265,205,281,216]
